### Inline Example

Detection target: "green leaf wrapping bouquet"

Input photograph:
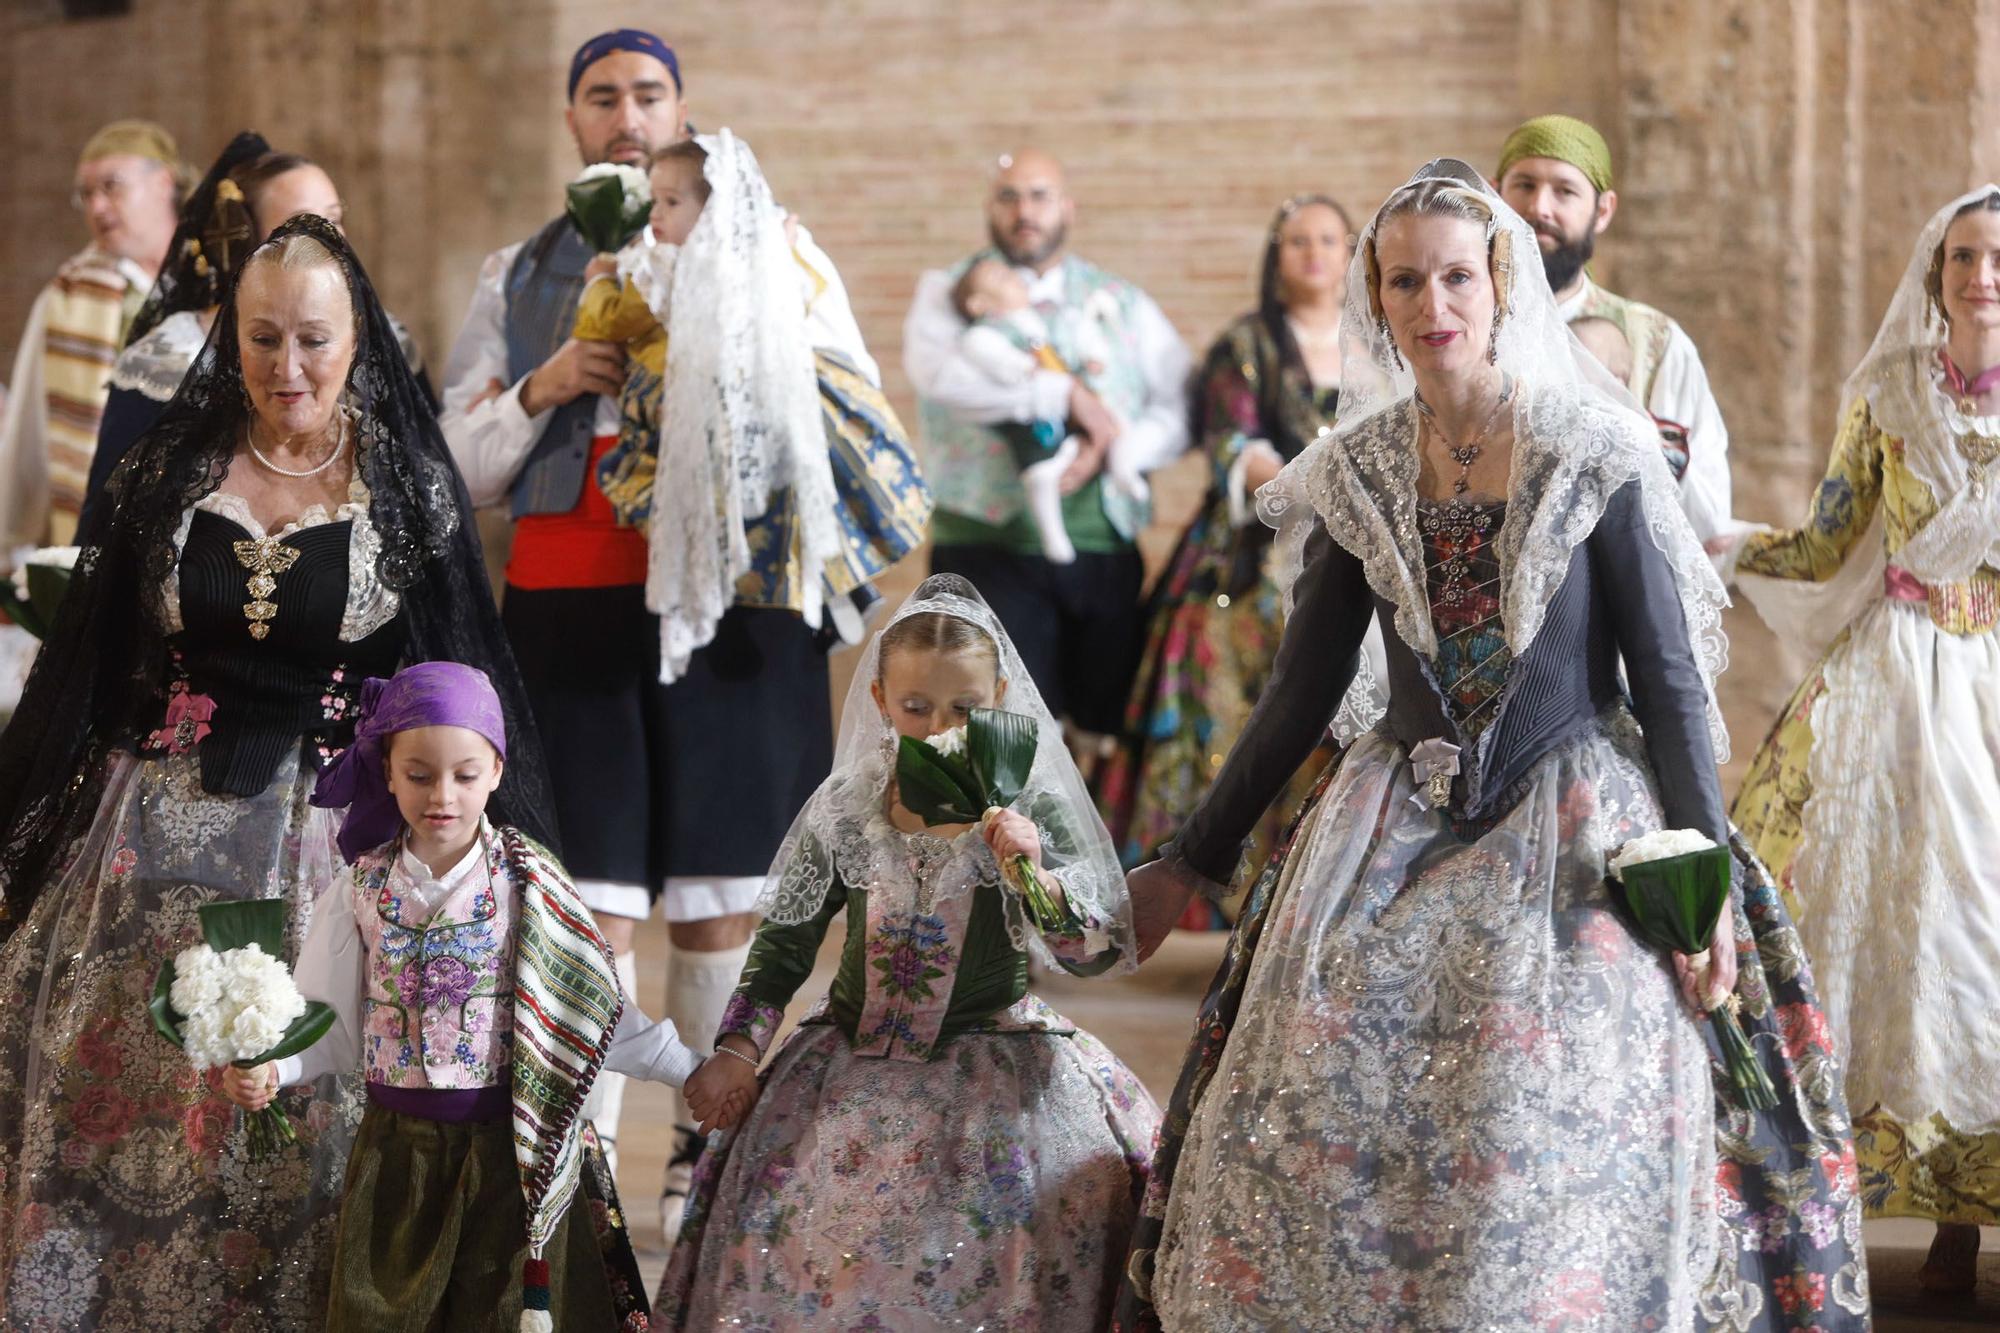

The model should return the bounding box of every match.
[149,900,337,1158]
[895,708,1067,930]
[565,162,653,256]
[1609,829,1779,1111]
[0,546,78,639]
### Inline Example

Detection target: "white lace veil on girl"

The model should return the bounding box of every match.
[638,127,843,684]
[756,574,1138,971]
[1259,157,1732,759]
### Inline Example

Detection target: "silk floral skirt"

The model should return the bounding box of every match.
[655,994,1159,1331]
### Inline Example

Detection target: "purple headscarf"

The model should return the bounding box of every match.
[568,28,681,100]
[311,661,508,862]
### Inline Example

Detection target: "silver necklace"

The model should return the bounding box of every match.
[248,415,347,479]
[1418,375,1512,496]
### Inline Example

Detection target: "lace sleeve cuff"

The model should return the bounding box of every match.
[718,991,785,1059]
[1156,840,1237,904]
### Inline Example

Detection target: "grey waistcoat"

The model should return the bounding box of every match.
[504,218,601,518]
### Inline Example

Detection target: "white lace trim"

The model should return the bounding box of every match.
[162,469,399,640]
[109,310,209,401]
[1266,382,1730,760]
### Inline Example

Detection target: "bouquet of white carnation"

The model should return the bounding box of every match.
[1609,828,1778,1110]
[566,162,653,257]
[149,901,334,1158]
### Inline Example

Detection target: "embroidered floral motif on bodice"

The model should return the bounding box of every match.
[852,830,975,1062]
[355,845,515,1088]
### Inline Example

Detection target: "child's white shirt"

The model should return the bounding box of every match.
[956,308,1057,390]
[271,831,703,1088]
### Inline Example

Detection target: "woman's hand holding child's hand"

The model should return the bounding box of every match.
[221,1063,278,1112]
[685,1039,762,1134]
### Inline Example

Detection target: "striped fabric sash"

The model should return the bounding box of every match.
[502,825,624,1256]
[42,250,133,514]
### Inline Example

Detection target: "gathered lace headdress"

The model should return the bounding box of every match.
[756,574,1137,971]
[637,127,842,683]
[1732,183,2000,661]
[1258,158,1731,758]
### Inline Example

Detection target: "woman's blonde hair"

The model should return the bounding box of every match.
[1362,178,1514,333]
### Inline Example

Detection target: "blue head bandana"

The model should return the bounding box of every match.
[568,28,681,100]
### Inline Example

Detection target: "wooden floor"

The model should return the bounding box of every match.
[616,917,1998,1329]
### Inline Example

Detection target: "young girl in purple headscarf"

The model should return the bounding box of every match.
[218,660,747,1331]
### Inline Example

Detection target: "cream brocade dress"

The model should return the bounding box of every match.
[1731,387,2000,1225]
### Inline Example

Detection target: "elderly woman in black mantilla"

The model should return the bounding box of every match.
[0,215,557,1329]
[1113,161,1868,1332]
[80,133,436,529]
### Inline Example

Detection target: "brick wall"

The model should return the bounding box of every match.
[3,0,1996,780]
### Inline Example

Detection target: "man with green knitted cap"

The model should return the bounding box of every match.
[1497,113,1735,542]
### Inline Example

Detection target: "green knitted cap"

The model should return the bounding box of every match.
[1497,114,1613,193]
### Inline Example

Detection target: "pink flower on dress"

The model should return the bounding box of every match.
[148,683,217,755]
[108,847,138,877]
[1777,1002,1832,1060]
[75,1019,124,1079]
[185,1099,233,1157]
[1773,1271,1826,1314]
[1541,1270,1606,1329]
[1819,1141,1858,1198]
[217,1229,264,1274]
[70,1083,136,1144]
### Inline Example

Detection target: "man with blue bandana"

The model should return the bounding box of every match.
[438,29,868,1236]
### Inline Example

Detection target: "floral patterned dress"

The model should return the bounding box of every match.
[654,811,1159,1331]
[1732,389,2000,1226]
[0,487,400,1330]
[1095,314,1338,914]
[1116,467,1867,1330]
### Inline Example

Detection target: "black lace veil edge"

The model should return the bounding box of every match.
[0,213,558,937]
[125,130,273,350]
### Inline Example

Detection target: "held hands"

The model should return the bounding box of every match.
[683,1039,761,1135]
[519,338,626,416]
[583,254,619,284]
[221,1063,278,1112]
[1127,860,1197,964]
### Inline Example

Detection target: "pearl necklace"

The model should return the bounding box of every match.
[248,415,347,479]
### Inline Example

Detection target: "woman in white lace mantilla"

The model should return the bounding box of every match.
[1724,184,2000,1293]
[653,574,1160,1330]
[1113,161,1866,1332]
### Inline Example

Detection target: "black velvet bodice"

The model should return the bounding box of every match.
[157,507,404,796]
[1173,478,1727,885]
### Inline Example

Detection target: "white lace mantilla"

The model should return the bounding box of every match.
[109,310,209,402]
[1266,382,1730,758]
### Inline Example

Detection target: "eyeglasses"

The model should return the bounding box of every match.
[71,166,156,211]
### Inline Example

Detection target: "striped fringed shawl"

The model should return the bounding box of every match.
[501,825,624,1256]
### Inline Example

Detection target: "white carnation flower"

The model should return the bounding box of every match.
[573,161,650,212]
[1609,828,1718,881]
[173,942,309,1067]
[926,726,967,759]
[170,943,225,1016]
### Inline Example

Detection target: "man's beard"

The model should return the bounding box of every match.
[1536,223,1595,293]
[991,219,1066,269]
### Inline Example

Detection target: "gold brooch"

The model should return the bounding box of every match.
[233,538,301,640]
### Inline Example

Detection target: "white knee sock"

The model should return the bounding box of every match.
[662,938,753,1133]
[581,950,639,1164]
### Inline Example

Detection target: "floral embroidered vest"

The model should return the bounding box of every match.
[354,842,516,1088]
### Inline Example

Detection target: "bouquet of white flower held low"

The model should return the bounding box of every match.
[1609,829,1779,1110]
[565,162,653,257]
[149,900,335,1158]
[895,710,1068,930]
[0,544,79,639]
